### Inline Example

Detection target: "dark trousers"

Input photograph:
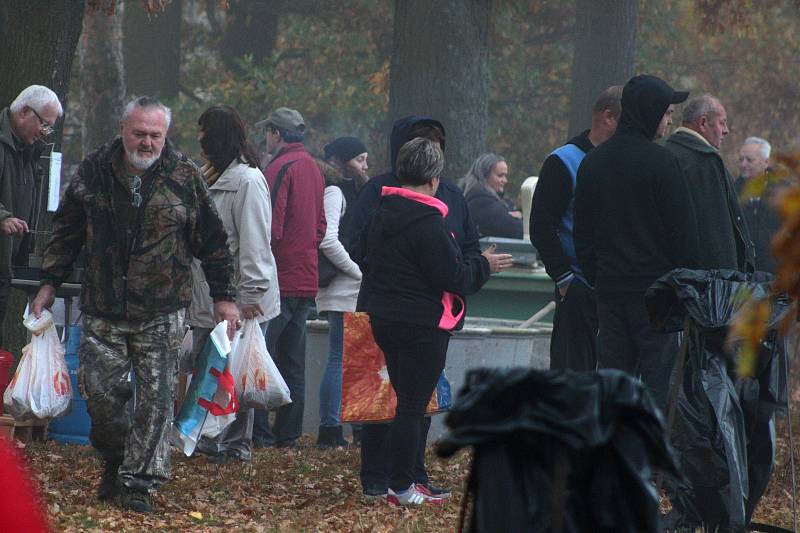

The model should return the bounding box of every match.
[369,318,449,492]
[252,297,312,446]
[360,417,433,492]
[0,276,10,346]
[549,279,598,371]
[596,299,680,411]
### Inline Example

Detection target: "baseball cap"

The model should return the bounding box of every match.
[255,107,305,134]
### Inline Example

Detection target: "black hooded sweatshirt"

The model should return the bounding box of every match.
[573,76,701,302]
[363,187,490,330]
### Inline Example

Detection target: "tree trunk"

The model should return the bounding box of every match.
[567,0,637,137]
[0,0,86,147]
[0,1,85,356]
[123,0,181,99]
[388,0,491,180]
[80,3,126,156]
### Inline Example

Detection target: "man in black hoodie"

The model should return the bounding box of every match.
[348,115,511,500]
[573,75,700,410]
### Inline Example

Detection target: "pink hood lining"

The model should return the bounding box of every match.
[381,186,449,217]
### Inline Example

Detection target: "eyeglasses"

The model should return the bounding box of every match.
[30,107,54,137]
[131,175,142,208]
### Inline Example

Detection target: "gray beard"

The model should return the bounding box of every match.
[126,150,159,171]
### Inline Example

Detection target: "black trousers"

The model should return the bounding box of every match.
[367,318,449,492]
[549,279,598,371]
[596,299,680,411]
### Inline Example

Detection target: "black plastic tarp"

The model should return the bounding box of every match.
[436,368,682,533]
[646,268,790,531]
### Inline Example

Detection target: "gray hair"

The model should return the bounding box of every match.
[682,94,720,125]
[459,152,506,198]
[396,137,444,186]
[10,85,63,117]
[742,136,771,159]
[121,96,172,129]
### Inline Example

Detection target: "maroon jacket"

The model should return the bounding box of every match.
[265,143,326,297]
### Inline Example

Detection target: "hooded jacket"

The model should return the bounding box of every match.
[665,130,754,272]
[348,116,483,317]
[363,187,490,330]
[573,76,701,301]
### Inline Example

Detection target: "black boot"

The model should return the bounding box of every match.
[97,459,121,502]
[119,485,153,513]
[317,426,348,448]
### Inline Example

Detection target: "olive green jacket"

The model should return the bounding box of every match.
[41,138,235,321]
[0,108,39,278]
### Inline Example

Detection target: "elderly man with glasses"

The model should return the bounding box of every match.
[0,85,62,340]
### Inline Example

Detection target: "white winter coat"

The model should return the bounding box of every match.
[189,160,280,327]
[315,185,361,313]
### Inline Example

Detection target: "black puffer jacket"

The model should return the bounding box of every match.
[363,187,490,331]
[574,75,701,301]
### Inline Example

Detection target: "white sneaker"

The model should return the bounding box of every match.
[387,484,427,506]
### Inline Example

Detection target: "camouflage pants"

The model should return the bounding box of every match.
[78,310,185,491]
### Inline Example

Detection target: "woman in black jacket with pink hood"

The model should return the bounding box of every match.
[362,137,492,505]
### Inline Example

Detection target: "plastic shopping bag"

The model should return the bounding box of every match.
[3,309,71,420]
[171,321,238,456]
[340,312,452,423]
[229,319,291,410]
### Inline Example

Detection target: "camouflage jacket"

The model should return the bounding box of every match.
[40,138,235,321]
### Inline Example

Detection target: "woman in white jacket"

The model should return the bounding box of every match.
[315,137,368,447]
[188,105,280,462]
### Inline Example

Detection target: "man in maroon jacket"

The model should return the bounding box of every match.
[253,107,326,448]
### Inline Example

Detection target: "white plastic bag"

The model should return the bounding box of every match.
[3,309,71,420]
[229,319,291,409]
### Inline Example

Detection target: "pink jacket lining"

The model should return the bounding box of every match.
[380,186,464,330]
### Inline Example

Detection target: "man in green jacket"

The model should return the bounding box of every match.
[31,96,240,513]
[665,94,754,272]
[0,85,62,338]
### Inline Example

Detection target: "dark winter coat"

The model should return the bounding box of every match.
[41,138,235,321]
[465,186,523,239]
[530,130,595,285]
[363,187,490,330]
[573,76,701,302]
[735,176,785,273]
[264,142,327,298]
[665,129,754,272]
[0,108,41,278]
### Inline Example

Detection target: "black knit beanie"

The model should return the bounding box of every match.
[324,136,368,163]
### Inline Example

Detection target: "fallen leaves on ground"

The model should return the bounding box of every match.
[20,420,800,532]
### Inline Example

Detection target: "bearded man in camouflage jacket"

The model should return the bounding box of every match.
[31,97,240,513]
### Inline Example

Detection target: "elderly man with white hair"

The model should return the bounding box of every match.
[737,136,783,272]
[665,93,754,272]
[0,85,63,337]
[30,96,240,513]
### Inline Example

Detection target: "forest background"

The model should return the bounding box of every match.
[3,0,799,197]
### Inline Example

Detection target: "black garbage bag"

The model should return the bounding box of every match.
[436,368,683,533]
[645,268,790,531]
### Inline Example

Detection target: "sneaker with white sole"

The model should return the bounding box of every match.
[387,484,445,506]
[415,482,451,500]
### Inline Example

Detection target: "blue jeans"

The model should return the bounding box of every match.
[319,312,343,427]
[252,297,312,446]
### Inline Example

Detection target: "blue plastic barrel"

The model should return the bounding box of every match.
[48,325,91,445]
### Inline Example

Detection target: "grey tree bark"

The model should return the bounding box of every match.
[0,0,85,356]
[80,2,126,156]
[388,0,491,180]
[123,0,181,99]
[567,0,637,136]
[0,0,86,145]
